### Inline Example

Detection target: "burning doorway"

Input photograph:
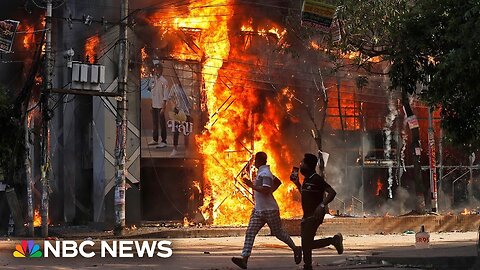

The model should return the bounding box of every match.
[140,58,205,222]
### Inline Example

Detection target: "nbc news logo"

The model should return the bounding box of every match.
[12,240,172,258]
[13,240,43,258]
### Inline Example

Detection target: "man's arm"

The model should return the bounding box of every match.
[161,100,167,112]
[148,78,154,91]
[322,186,336,205]
[313,185,337,219]
[160,82,169,112]
[243,177,274,195]
[252,185,273,194]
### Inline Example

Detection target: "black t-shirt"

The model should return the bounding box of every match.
[301,173,331,218]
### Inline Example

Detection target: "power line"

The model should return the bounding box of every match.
[16,29,47,34]
[48,0,294,14]
[30,0,65,9]
[139,64,390,98]
[55,0,292,25]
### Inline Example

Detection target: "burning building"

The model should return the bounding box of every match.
[135,0,416,223]
[0,0,479,235]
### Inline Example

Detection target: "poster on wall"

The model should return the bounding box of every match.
[0,20,19,53]
[140,60,201,159]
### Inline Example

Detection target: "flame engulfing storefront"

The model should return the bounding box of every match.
[1,0,479,233]
[139,0,305,225]
[137,0,480,224]
[137,0,399,224]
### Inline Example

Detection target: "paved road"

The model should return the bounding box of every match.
[0,232,477,269]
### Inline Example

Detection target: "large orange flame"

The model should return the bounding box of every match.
[150,0,302,225]
[20,22,36,50]
[141,47,149,78]
[85,34,100,64]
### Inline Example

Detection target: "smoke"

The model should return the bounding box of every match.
[400,122,407,172]
[323,134,365,206]
[376,186,411,216]
[138,0,443,220]
[230,0,290,29]
[384,92,397,199]
[0,1,27,17]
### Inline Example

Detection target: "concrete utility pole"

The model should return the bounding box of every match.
[438,127,443,210]
[40,0,53,238]
[25,114,34,237]
[428,107,438,212]
[114,0,129,236]
[469,152,475,203]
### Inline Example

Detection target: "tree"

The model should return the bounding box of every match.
[398,0,480,149]
[336,0,480,211]
[334,0,430,211]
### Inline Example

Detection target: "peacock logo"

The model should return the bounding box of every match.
[13,240,43,258]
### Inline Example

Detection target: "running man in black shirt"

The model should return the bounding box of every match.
[290,153,344,270]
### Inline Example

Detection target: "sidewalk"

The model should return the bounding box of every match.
[3,213,478,240]
[366,243,477,269]
[0,232,478,269]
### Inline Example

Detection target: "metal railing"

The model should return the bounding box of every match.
[441,167,459,182]
[331,197,346,215]
[351,196,364,216]
[452,170,470,205]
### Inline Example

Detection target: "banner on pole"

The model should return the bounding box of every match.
[406,115,419,129]
[0,20,20,53]
[301,0,337,33]
[428,130,437,200]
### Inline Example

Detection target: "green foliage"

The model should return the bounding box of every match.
[397,0,480,148]
[337,0,480,148]
[336,0,410,56]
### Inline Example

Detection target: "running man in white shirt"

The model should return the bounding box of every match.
[231,152,302,269]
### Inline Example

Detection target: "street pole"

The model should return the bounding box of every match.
[41,0,53,238]
[114,0,129,236]
[25,113,34,237]
[428,107,438,212]
[396,99,402,187]
[469,152,475,203]
[438,127,443,211]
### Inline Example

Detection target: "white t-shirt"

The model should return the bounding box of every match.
[150,75,169,109]
[253,165,279,211]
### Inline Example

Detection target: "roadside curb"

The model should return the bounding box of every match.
[366,245,478,270]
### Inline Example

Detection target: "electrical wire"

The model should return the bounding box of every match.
[16,29,47,34]
[135,64,391,100]
[9,0,372,221]
[57,0,292,26]
[31,0,65,9]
